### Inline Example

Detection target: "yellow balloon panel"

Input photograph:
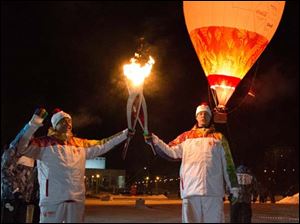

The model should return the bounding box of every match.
[183,1,285,41]
[190,26,269,81]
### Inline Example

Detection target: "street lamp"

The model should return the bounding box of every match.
[155,176,160,194]
[96,174,100,194]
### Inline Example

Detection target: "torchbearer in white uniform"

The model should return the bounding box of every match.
[145,103,239,223]
[12,108,129,223]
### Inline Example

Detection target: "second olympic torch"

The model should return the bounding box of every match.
[122,52,156,160]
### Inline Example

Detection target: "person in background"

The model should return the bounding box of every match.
[1,145,40,223]
[145,103,239,223]
[230,165,258,223]
[11,107,132,223]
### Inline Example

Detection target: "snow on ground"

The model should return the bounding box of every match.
[277,193,299,204]
[111,194,168,200]
[85,199,299,223]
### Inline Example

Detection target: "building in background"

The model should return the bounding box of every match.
[85,157,125,194]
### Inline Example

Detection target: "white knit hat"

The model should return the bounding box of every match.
[51,110,72,128]
[195,103,212,117]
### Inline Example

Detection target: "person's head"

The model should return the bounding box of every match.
[195,103,212,128]
[236,165,251,174]
[51,109,72,133]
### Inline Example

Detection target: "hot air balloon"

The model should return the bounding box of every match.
[183,1,285,123]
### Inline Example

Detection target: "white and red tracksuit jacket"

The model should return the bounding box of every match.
[152,126,238,199]
[12,121,128,206]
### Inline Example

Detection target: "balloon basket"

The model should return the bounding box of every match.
[213,110,227,124]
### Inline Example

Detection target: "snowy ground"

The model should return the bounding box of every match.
[277,193,299,204]
[84,195,299,223]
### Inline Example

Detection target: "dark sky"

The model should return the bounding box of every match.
[1,1,299,178]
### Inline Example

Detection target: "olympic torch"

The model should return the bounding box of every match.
[122,52,156,159]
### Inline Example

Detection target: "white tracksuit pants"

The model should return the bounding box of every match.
[182,196,224,223]
[39,201,85,223]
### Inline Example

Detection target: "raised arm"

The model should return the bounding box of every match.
[11,108,48,159]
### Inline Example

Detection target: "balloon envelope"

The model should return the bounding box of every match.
[183,1,285,109]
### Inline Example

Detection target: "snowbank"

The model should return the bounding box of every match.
[277,193,299,204]
[111,194,168,200]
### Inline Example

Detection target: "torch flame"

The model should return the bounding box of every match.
[123,54,155,86]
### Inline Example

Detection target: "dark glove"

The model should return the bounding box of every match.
[144,133,153,145]
[30,107,48,126]
[13,191,23,200]
[127,128,135,137]
[228,193,238,205]
[34,107,48,119]
[230,187,239,205]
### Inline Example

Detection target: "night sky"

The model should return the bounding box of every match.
[1,2,299,179]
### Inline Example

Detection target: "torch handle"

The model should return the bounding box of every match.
[126,93,136,131]
[132,94,143,130]
[136,96,156,156]
[136,96,148,134]
[123,92,143,160]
